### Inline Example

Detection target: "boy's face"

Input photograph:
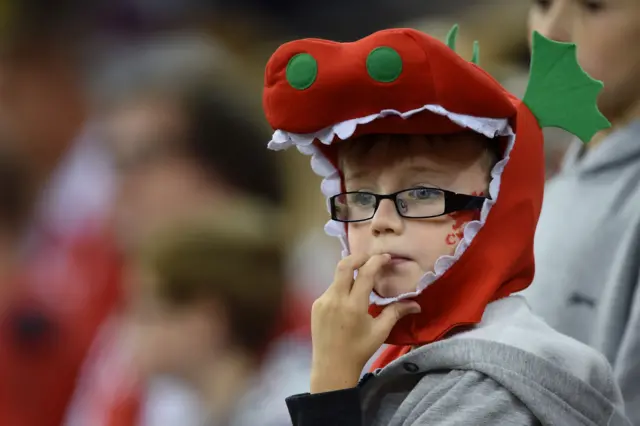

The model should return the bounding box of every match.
[528,0,640,120]
[128,265,225,379]
[342,134,492,299]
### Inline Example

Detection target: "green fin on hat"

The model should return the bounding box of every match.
[471,40,480,65]
[446,24,481,66]
[446,24,459,51]
[523,31,610,143]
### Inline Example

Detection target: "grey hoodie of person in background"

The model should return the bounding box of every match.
[522,121,640,423]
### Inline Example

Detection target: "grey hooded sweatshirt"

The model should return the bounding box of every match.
[521,121,640,423]
[287,296,631,425]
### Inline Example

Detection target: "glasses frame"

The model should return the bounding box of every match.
[329,187,488,223]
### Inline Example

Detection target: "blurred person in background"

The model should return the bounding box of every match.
[0,144,30,299]
[0,1,122,425]
[63,36,311,425]
[130,202,303,426]
[405,1,573,182]
[522,0,640,421]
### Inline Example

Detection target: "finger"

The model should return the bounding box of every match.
[374,301,421,338]
[350,254,391,301]
[330,252,371,294]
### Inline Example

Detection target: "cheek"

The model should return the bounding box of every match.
[576,47,634,117]
[527,10,543,40]
[346,223,369,254]
[404,218,454,254]
[445,210,481,246]
[154,316,213,373]
[134,322,178,374]
[444,190,484,245]
[574,16,640,89]
[575,36,614,84]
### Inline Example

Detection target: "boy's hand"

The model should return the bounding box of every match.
[309,253,421,394]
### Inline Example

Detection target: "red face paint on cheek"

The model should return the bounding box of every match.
[445,234,457,245]
[444,191,485,245]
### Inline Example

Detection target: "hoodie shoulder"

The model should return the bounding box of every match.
[369,369,538,426]
[378,338,629,426]
[452,297,624,404]
[373,297,630,425]
[454,296,616,387]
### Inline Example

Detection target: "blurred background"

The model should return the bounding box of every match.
[0,1,574,425]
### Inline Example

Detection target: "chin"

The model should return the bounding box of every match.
[374,274,420,299]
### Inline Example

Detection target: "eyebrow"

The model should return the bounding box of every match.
[344,169,373,183]
[406,165,444,175]
[344,165,443,183]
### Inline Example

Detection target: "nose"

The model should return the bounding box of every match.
[370,199,404,236]
[530,1,573,44]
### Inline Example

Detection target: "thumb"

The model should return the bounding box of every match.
[375,301,421,337]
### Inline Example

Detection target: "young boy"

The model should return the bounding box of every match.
[523,1,640,422]
[128,200,310,426]
[262,27,632,424]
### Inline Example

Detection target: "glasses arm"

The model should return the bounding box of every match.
[443,192,487,214]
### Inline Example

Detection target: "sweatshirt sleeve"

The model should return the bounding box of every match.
[285,371,540,426]
[408,370,541,426]
[286,388,362,426]
[613,276,640,424]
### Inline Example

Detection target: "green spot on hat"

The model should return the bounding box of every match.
[286,53,318,90]
[366,47,403,83]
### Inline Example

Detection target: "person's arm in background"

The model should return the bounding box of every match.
[613,274,640,424]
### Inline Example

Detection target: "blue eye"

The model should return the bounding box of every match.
[408,188,441,200]
[351,192,376,206]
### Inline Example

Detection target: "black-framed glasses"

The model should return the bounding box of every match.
[330,187,488,223]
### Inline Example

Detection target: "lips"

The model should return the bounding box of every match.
[383,253,414,265]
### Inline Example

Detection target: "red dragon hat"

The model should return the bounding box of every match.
[262,26,609,348]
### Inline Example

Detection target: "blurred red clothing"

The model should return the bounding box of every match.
[62,314,142,426]
[0,228,123,426]
[0,131,118,426]
[63,291,311,426]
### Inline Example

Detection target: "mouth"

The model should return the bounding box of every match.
[385,253,414,266]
